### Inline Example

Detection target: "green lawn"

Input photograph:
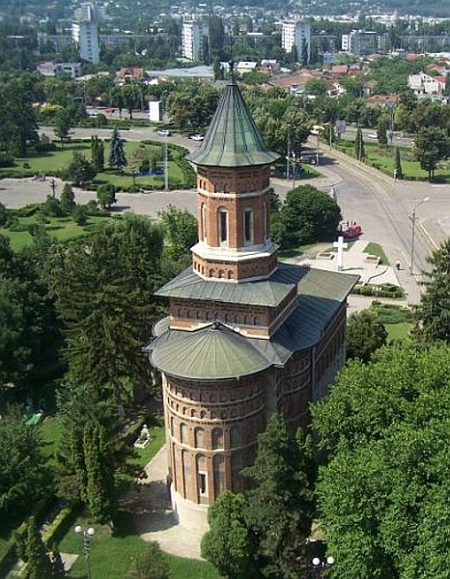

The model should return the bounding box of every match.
[60,510,220,579]
[0,140,192,189]
[335,140,450,182]
[0,215,111,251]
[363,242,389,265]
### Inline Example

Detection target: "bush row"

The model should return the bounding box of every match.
[352,283,405,299]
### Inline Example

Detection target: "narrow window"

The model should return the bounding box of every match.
[219,209,228,243]
[201,203,207,241]
[199,473,207,494]
[244,209,253,243]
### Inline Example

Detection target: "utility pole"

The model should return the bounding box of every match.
[409,196,429,275]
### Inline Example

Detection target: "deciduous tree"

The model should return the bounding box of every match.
[201,492,260,579]
[414,126,449,180]
[274,185,341,249]
[159,205,197,260]
[97,183,116,209]
[312,343,450,579]
[346,308,388,363]
[67,152,97,188]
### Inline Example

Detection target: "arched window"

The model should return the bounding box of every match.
[181,449,190,497]
[218,208,228,244]
[213,454,225,498]
[180,423,188,444]
[244,208,254,244]
[212,427,224,450]
[197,454,208,497]
[230,427,240,448]
[194,427,205,448]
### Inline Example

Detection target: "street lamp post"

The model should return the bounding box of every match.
[409,196,429,275]
[312,556,335,577]
[75,525,95,579]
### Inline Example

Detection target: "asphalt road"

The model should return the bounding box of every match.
[340,126,413,148]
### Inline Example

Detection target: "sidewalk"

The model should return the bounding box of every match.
[122,446,204,560]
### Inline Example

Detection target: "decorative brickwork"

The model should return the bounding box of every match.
[164,372,270,503]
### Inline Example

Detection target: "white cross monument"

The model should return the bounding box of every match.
[333,235,347,271]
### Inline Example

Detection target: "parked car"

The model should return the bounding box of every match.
[338,222,362,240]
[189,133,204,141]
[157,129,170,137]
[367,133,377,139]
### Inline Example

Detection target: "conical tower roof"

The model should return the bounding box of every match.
[186,78,279,168]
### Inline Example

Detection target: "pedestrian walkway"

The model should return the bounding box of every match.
[122,446,204,560]
[289,238,422,308]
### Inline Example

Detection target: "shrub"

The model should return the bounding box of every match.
[0,152,15,167]
[72,205,87,225]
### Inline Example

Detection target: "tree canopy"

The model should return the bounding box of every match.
[272,185,341,248]
[0,406,46,515]
[202,415,315,579]
[46,213,165,406]
[414,239,450,343]
[346,308,388,363]
[312,343,450,579]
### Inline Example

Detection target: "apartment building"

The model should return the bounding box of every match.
[281,19,311,64]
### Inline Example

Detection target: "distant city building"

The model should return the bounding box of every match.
[341,30,381,56]
[236,61,258,74]
[182,19,209,62]
[74,2,107,22]
[72,2,100,64]
[37,61,81,78]
[281,19,311,64]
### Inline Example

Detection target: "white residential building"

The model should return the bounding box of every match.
[74,2,107,22]
[408,72,447,95]
[73,21,100,63]
[182,19,209,62]
[281,19,311,64]
[72,3,100,64]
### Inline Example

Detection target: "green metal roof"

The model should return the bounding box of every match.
[186,79,279,168]
[155,262,305,307]
[146,265,360,381]
[155,262,358,308]
[149,322,272,380]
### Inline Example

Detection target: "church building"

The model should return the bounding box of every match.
[146,76,358,531]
